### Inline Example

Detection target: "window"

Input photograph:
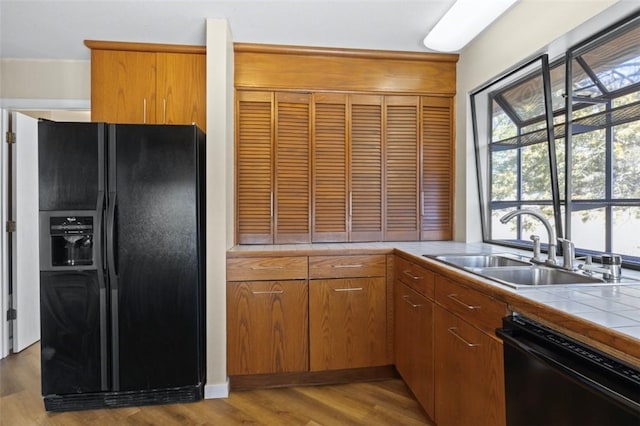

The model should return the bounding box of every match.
[472,12,640,267]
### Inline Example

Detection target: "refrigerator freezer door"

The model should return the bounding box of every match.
[109,124,203,392]
[38,121,106,211]
[40,271,103,395]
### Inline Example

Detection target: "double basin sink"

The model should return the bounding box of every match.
[427,254,608,289]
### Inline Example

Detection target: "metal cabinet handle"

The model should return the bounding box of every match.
[143,98,147,123]
[447,293,480,310]
[270,192,274,218]
[163,98,167,123]
[250,265,284,270]
[403,270,422,281]
[333,287,363,292]
[332,264,363,268]
[402,295,422,308]
[448,327,480,347]
[252,290,284,295]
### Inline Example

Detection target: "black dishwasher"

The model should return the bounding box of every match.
[496,315,640,426]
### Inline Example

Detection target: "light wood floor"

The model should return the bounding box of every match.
[1,343,431,425]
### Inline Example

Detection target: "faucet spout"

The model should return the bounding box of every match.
[500,209,557,265]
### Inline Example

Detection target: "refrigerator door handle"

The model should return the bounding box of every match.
[106,191,117,279]
[95,191,109,391]
[106,190,119,390]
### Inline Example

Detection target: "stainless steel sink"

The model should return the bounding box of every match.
[426,253,638,288]
[424,253,623,289]
[471,266,604,288]
[431,254,531,268]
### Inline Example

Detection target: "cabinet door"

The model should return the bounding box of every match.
[91,49,157,124]
[227,280,308,375]
[274,92,311,243]
[421,96,453,240]
[156,52,206,131]
[309,277,387,370]
[394,282,434,419]
[312,93,348,242]
[385,96,420,241]
[350,95,383,242]
[434,305,506,426]
[236,91,274,244]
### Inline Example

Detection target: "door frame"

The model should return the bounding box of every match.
[0,99,89,359]
[1,109,9,358]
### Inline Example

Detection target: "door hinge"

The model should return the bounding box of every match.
[7,308,16,321]
[6,131,15,145]
[6,220,16,233]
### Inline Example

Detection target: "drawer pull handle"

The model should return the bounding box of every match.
[332,264,364,268]
[252,290,284,295]
[333,287,363,292]
[447,293,480,310]
[402,295,422,308]
[250,266,285,270]
[403,270,422,281]
[448,327,480,347]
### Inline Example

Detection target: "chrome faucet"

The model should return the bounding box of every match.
[500,209,557,265]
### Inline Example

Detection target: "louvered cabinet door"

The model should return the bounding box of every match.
[350,95,384,242]
[422,96,453,240]
[313,93,348,242]
[274,92,311,244]
[236,91,274,244]
[384,96,420,241]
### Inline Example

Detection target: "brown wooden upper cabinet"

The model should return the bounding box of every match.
[85,40,206,132]
[422,96,454,240]
[312,93,384,242]
[385,96,420,241]
[236,91,311,244]
[234,44,457,244]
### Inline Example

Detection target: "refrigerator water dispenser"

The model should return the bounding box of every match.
[50,216,94,266]
[40,211,98,271]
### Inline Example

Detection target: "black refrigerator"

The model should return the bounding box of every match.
[37,121,206,411]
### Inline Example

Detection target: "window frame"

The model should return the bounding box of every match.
[471,11,640,268]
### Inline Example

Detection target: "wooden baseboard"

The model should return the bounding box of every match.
[229,365,399,391]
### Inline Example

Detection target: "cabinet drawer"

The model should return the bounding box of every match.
[395,256,435,300]
[227,256,308,281]
[308,255,386,279]
[435,275,507,335]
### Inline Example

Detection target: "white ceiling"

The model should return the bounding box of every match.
[0,0,457,60]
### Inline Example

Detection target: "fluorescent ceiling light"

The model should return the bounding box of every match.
[424,0,519,52]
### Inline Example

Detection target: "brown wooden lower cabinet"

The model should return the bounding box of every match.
[434,304,506,426]
[227,280,309,375]
[309,277,387,371]
[226,253,507,426]
[394,281,435,421]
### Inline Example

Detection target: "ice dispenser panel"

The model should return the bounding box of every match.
[48,216,94,267]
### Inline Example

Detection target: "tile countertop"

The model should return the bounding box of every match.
[229,241,640,365]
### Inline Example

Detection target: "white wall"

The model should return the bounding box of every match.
[454,0,639,242]
[204,18,233,398]
[0,59,90,109]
